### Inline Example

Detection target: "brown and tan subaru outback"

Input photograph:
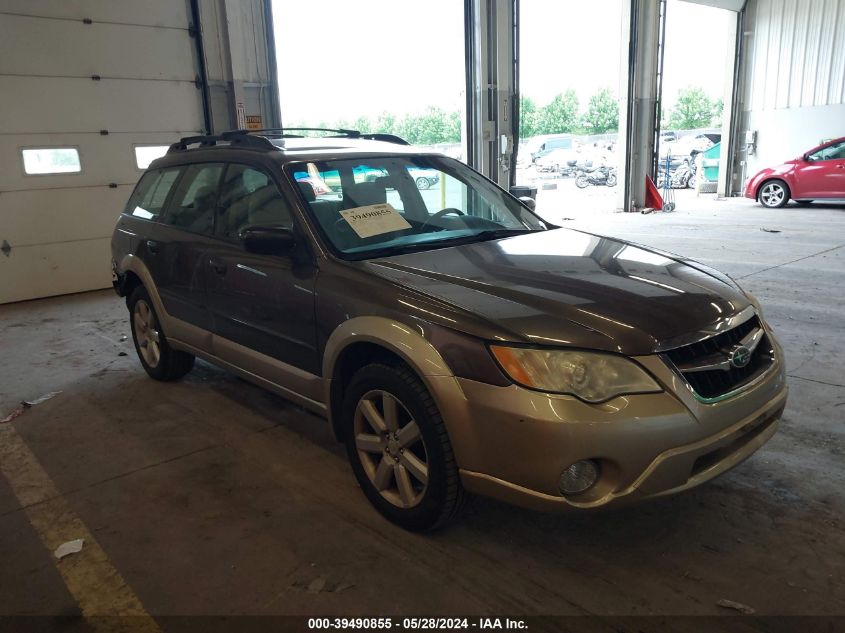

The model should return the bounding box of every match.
[111,129,787,531]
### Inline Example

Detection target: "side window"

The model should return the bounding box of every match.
[22,147,81,174]
[217,164,293,240]
[810,141,845,161]
[124,168,179,220]
[162,163,224,233]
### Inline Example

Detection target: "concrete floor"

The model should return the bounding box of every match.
[1,196,843,624]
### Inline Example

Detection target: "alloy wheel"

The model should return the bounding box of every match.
[133,299,161,368]
[353,389,429,509]
[760,182,785,207]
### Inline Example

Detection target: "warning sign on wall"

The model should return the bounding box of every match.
[245,115,262,130]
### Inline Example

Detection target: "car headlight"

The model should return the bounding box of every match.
[490,346,662,403]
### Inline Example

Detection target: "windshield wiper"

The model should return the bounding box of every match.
[469,228,540,242]
[356,228,540,260]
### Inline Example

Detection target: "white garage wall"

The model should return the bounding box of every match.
[739,0,845,177]
[0,1,206,304]
[0,0,281,304]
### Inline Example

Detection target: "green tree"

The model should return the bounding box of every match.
[582,88,619,134]
[373,111,398,135]
[395,107,460,145]
[712,98,724,126]
[537,90,579,134]
[290,107,462,144]
[667,86,718,130]
[518,95,540,138]
[445,110,461,143]
[351,115,372,133]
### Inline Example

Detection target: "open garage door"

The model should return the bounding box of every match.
[0,1,205,304]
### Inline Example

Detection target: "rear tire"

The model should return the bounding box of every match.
[128,286,195,381]
[758,179,790,208]
[342,362,465,531]
[575,175,589,189]
[416,177,431,190]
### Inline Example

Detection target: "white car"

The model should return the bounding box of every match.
[408,167,440,189]
[661,134,715,159]
[535,148,579,172]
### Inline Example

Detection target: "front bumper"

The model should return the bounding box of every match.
[743,180,758,199]
[432,343,787,512]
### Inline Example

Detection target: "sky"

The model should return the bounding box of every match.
[272,0,734,125]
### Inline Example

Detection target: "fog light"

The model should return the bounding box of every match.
[559,460,600,495]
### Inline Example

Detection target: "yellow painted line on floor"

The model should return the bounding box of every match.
[0,423,160,633]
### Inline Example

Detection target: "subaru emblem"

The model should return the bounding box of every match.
[729,345,752,368]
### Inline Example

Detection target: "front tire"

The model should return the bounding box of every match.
[342,363,465,531]
[128,286,195,381]
[758,179,790,208]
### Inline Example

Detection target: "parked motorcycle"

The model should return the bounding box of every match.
[656,160,696,189]
[575,165,617,188]
[564,158,593,177]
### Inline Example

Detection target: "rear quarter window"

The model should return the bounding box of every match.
[124,168,180,220]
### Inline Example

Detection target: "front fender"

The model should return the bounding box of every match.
[322,317,474,452]
[323,316,454,385]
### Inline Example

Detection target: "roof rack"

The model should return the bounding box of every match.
[167,127,411,155]
[167,130,276,153]
[246,127,410,146]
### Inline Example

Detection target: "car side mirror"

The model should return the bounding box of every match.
[803,153,812,162]
[241,227,296,255]
[519,196,537,212]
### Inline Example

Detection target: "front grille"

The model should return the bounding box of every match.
[664,315,774,400]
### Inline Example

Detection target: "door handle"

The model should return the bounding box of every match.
[208,257,227,276]
[146,240,159,254]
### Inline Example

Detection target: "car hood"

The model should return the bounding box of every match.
[365,229,751,355]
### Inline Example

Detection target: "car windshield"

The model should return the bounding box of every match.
[287,155,548,260]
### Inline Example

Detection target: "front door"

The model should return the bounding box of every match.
[794,140,845,199]
[205,162,320,382]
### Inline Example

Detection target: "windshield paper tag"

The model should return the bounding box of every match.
[340,203,411,238]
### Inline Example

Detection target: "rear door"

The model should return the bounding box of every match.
[148,162,225,332]
[206,162,320,376]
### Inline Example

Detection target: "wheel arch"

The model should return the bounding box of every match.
[118,254,168,319]
[756,177,791,202]
[323,317,455,442]
[118,269,143,302]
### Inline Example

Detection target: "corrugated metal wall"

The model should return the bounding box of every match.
[745,0,845,111]
[733,0,845,189]
[199,0,280,133]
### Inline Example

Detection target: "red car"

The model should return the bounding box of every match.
[745,137,845,208]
